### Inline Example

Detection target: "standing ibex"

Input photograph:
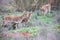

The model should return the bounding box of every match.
[41,3,51,16]
[2,11,32,29]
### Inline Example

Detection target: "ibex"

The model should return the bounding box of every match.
[2,11,32,29]
[41,3,51,16]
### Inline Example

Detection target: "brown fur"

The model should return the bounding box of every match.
[2,12,27,27]
[2,11,32,28]
[41,3,51,16]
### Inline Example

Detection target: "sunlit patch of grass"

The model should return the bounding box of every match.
[54,25,60,29]
[46,13,55,18]
[53,24,60,33]
[32,13,52,24]
[8,26,40,36]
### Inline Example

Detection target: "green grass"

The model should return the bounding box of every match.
[53,24,60,32]
[8,26,40,36]
[39,16,52,24]
[30,12,53,26]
